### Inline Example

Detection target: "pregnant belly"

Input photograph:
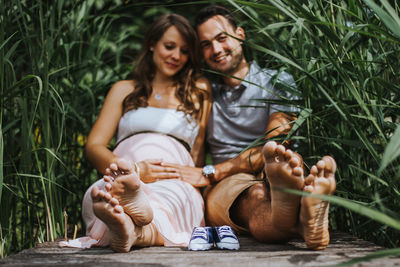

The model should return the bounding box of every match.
[113,133,194,166]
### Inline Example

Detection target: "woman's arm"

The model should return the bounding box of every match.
[190,77,212,167]
[85,80,134,174]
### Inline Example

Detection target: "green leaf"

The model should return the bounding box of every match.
[379,124,400,173]
[0,128,3,207]
[281,188,400,230]
[363,0,400,38]
[288,108,312,137]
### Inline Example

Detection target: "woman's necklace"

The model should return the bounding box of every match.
[154,93,162,100]
[153,83,174,101]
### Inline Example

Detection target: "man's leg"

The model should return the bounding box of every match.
[229,141,304,242]
[263,141,305,230]
[208,141,337,249]
[205,173,260,234]
[230,183,295,242]
[298,156,336,250]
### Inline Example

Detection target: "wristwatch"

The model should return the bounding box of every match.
[202,165,216,183]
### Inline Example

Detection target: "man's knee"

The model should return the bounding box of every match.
[245,183,269,202]
[248,205,293,243]
[230,183,269,217]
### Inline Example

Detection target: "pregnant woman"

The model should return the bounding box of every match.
[62,13,212,252]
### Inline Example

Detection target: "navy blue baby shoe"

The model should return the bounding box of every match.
[188,226,214,251]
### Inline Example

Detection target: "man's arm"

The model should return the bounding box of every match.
[162,111,295,186]
[212,112,295,182]
[212,146,263,182]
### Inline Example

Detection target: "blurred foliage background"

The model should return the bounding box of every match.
[1,0,399,259]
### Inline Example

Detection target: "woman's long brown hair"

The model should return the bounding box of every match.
[122,14,205,120]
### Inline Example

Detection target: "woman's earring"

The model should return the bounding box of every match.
[150,47,154,52]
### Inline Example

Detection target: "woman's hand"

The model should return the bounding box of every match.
[135,159,180,183]
[159,163,210,188]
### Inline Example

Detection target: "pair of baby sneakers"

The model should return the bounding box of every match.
[188,225,240,251]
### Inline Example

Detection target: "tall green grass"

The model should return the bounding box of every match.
[0,0,166,256]
[232,0,400,250]
[1,0,399,260]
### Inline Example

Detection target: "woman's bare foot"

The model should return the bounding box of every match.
[103,158,153,226]
[91,186,139,252]
[263,141,305,230]
[300,156,337,250]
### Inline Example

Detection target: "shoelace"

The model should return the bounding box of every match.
[217,226,236,239]
[191,228,208,240]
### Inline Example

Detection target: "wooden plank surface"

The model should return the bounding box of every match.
[1,232,399,266]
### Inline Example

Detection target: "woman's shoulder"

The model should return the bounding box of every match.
[111,80,135,91]
[103,80,136,103]
[108,80,135,97]
[194,76,211,92]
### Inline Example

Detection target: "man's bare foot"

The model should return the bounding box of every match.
[103,158,153,226]
[300,156,336,250]
[91,186,139,252]
[263,141,304,230]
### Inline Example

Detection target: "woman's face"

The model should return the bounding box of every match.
[151,25,189,79]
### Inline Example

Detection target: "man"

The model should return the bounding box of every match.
[141,5,336,250]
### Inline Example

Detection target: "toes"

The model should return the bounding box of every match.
[263,141,278,162]
[314,156,337,179]
[292,166,304,177]
[109,163,120,176]
[305,157,337,195]
[316,159,326,177]
[276,144,286,161]
[263,141,287,163]
[116,158,133,173]
[110,163,118,171]
[322,156,337,177]
[99,190,106,199]
[288,155,300,169]
[304,185,313,193]
[109,197,119,206]
[104,175,113,183]
[309,165,318,176]
[304,173,315,186]
[92,187,113,203]
[114,205,124,213]
[91,186,101,201]
[105,168,113,176]
[103,192,112,202]
[284,149,293,161]
[105,182,112,192]
[293,152,304,166]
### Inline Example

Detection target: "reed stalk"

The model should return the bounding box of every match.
[1,0,399,261]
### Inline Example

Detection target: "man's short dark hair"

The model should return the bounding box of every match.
[195,5,237,30]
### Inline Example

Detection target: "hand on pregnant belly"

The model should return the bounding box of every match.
[136,159,181,183]
[160,163,210,187]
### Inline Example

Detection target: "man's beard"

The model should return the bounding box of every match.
[211,48,244,76]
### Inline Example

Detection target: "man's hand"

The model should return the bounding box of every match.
[136,159,180,183]
[160,163,210,188]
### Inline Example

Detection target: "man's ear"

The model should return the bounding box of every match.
[235,27,245,40]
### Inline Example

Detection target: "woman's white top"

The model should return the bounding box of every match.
[116,106,199,149]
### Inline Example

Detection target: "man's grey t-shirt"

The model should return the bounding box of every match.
[206,62,297,164]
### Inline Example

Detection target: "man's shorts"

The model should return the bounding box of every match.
[203,173,263,234]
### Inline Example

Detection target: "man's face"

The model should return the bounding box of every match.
[197,15,244,75]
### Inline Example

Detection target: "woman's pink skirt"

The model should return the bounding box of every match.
[62,133,204,248]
